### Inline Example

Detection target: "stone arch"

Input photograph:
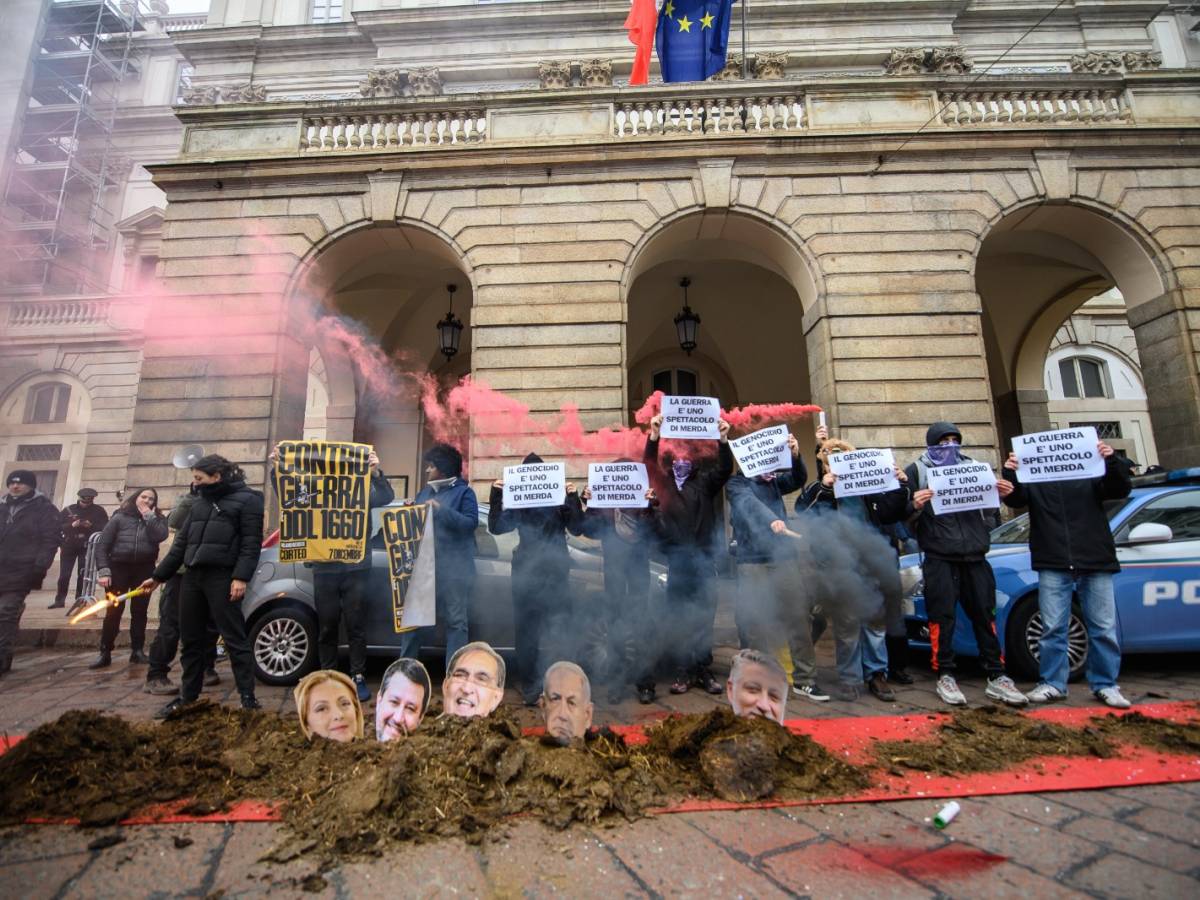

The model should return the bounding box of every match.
[973,197,1188,461]
[0,369,95,505]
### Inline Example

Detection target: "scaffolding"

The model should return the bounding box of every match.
[1,0,144,294]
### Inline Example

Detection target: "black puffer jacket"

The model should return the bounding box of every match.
[96,509,169,576]
[153,479,264,583]
[1002,455,1132,573]
[488,453,584,570]
[644,437,734,556]
[0,492,60,591]
[903,452,995,562]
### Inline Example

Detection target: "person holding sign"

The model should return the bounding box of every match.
[269,443,395,703]
[580,459,659,704]
[142,455,264,718]
[725,429,807,686]
[800,429,909,703]
[399,443,478,669]
[644,414,733,695]
[489,453,584,705]
[904,423,1027,708]
[1002,437,1133,708]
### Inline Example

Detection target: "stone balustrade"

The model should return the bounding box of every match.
[174,71,1198,161]
[3,297,147,336]
[938,88,1132,126]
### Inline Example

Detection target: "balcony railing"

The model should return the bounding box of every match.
[174,71,1198,161]
[3,296,147,336]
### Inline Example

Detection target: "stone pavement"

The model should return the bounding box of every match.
[1,644,1199,898]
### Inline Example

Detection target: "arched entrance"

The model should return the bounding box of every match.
[977,201,1174,462]
[624,210,823,468]
[290,223,473,497]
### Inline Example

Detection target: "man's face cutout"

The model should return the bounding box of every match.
[541,669,593,742]
[376,672,426,740]
[727,662,787,725]
[443,650,503,718]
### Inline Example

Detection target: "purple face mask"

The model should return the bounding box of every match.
[926,442,962,467]
[672,459,693,489]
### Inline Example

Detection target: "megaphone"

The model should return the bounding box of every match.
[172,445,205,469]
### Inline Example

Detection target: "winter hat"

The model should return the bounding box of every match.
[925,422,963,446]
[522,452,544,464]
[7,470,36,488]
[77,487,98,499]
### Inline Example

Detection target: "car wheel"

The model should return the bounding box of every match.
[249,606,317,686]
[1005,595,1089,683]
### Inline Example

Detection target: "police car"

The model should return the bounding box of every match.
[900,467,1200,680]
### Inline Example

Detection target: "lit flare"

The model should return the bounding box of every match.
[68,587,147,625]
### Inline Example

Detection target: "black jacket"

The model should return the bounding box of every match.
[0,492,61,591]
[726,452,807,564]
[153,479,265,583]
[414,477,478,582]
[1002,455,1132,573]
[488,484,584,568]
[644,438,734,556]
[59,502,108,549]
[903,452,994,562]
[799,479,908,535]
[95,509,169,575]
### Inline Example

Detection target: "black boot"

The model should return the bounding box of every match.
[129,649,149,664]
[240,694,262,710]
[88,650,112,670]
[886,636,914,685]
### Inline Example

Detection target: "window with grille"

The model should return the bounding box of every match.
[1071,421,1123,440]
[310,0,344,23]
[16,444,63,462]
[1059,356,1109,399]
[24,383,71,424]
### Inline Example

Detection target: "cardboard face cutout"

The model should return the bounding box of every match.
[727,662,787,725]
[541,667,593,742]
[443,649,504,718]
[294,670,365,742]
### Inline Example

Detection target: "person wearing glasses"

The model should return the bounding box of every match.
[442,641,505,719]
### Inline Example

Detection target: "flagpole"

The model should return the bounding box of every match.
[741,0,748,79]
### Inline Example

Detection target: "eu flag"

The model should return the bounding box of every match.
[656,0,737,83]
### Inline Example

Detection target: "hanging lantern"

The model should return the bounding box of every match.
[673,276,700,355]
[436,283,464,359]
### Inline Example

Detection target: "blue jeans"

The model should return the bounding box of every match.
[1037,570,1121,694]
[860,624,887,679]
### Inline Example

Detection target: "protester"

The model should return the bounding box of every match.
[726,430,807,696]
[579,469,658,704]
[541,660,594,743]
[488,454,584,705]
[0,471,60,676]
[1003,440,1133,707]
[800,427,909,703]
[905,422,1026,707]
[442,641,505,719]
[644,414,733,695]
[89,488,168,669]
[141,454,264,716]
[295,670,365,743]
[399,443,477,668]
[269,443,394,703]
[376,657,432,741]
[53,487,108,609]
[144,486,220,695]
[726,648,789,724]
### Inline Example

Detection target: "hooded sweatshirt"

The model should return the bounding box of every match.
[903,422,993,561]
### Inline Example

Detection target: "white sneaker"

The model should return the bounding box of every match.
[1095,686,1132,709]
[985,675,1029,707]
[936,674,968,707]
[1026,683,1066,703]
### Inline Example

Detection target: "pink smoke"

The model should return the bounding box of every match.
[634,390,822,433]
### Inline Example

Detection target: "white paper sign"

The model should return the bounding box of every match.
[729,425,791,478]
[502,461,566,509]
[828,449,899,498]
[660,395,721,440]
[1013,426,1105,483]
[928,462,999,515]
[587,462,650,508]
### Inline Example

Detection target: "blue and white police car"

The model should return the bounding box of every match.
[900,468,1200,680]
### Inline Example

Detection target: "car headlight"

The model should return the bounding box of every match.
[899,564,923,599]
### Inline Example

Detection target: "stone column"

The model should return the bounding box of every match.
[1127,289,1200,468]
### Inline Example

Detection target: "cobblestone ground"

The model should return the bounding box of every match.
[2,584,1199,897]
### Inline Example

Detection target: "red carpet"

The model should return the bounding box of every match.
[3,702,1197,824]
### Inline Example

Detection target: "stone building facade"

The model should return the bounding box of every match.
[2,0,1199,505]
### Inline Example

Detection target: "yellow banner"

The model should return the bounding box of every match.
[380,504,434,633]
[274,440,372,564]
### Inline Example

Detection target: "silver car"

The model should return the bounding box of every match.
[243,501,668,685]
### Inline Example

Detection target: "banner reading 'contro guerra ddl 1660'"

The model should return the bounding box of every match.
[274,440,372,564]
